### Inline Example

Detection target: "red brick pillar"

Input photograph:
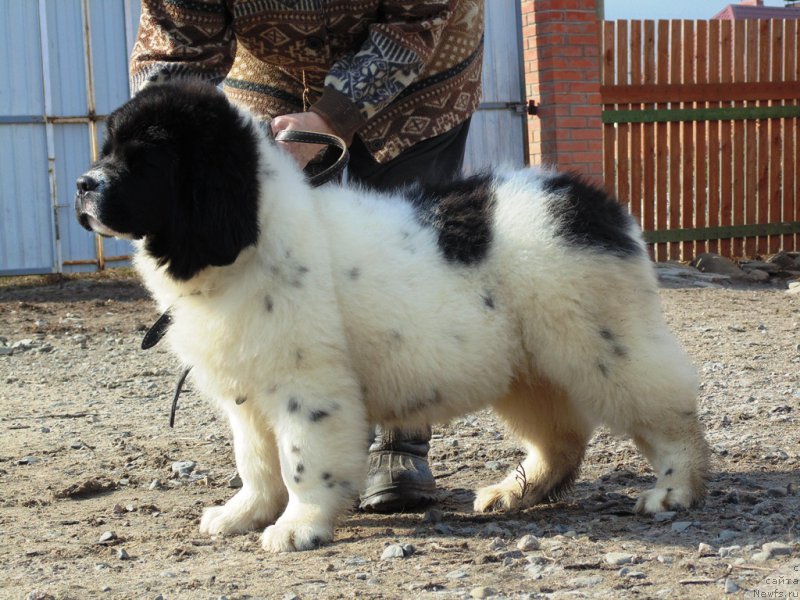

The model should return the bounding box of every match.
[521,0,603,183]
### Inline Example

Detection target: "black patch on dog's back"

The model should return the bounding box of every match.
[407,173,495,265]
[543,173,641,257]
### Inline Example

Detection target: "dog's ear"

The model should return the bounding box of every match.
[159,107,262,281]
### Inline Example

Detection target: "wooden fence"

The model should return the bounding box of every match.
[600,19,800,262]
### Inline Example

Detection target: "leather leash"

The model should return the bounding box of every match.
[142,129,349,427]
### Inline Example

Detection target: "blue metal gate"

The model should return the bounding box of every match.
[0,0,140,275]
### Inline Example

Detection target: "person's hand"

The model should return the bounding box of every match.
[270,112,340,169]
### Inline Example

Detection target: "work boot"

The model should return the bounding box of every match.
[359,425,437,512]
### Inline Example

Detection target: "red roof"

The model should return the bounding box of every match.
[713,4,800,19]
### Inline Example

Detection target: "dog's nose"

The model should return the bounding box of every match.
[76,175,99,194]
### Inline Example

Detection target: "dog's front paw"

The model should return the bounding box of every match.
[199,491,279,536]
[261,518,333,552]
[634,486,696,514]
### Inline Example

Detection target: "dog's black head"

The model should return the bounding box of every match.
[75,81,260,280]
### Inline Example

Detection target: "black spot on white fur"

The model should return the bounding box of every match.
[235,396,247,405]
[309,409,330,422]
[288,398,300,413]
[407,173,495,265]
[482,291,495,309]
[348,267,360,280]
[265,295,273,312]
[86,81,261,280]
[665,468,674,476]
[543,173,641,257]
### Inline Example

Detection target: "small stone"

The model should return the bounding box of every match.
[719,545,741,558]
[470,587,496,599]
[762,542,793,557]
[117,548,129,560]
[698,543,715,555]
[446,569,468,579]
[751,551,771,562]
[25,592,55,600]
[626,571,647,579]
[484,461,503,471]
[149,479,163,490]
[516,534,540,551]
[605,552,634,566]
[718,530,738,543]
[380,544,406,560]
[433,522,452,535]
[17,456,39,465]
[724,578,739,594]
[487,537,505,551]
[282,594,300,600]
[656,555,674,564]
[671,521,693,533]
[97,531,117,544]
[422,508,442,523]
[227,472,243,489]
[654,511,676,522]
[402,544,416,557]
[171,460,196,477]
[70,441,84,450]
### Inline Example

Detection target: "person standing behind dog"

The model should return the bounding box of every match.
[130,0,485,513]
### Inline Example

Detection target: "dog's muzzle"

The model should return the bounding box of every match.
[75,174,100,232]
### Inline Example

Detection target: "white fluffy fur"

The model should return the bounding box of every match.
[134,112,708,552]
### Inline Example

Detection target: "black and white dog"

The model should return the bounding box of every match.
[76,81,708,552]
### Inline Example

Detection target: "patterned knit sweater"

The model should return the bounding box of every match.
[130,0,484,163]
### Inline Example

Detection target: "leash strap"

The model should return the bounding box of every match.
[273,129,349,188]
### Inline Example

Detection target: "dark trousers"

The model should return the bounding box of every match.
[347,118,472,193]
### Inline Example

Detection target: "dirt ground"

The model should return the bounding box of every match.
[1,270,798,600]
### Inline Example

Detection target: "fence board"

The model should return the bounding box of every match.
[602,23,615,195]
[770,20,783,254]
[696,20,708,256]
[788,20,799,251]
[669,20,682,259]
[756,19,770,256]
[733,20,747,258]
[616,21,630,214]
[707,20,721,256]
[655,20,669,261]
[630,21,643,229]
[720,20,733,258]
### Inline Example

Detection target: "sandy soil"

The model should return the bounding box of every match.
[1,271,798,600]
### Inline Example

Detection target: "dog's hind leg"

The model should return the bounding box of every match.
[592,326,709,513]
[630,413,709,513]
[200,401,288,536]
[474,377,593,513]
[261,369,368,552]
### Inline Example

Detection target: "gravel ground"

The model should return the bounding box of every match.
[1,269,798,600]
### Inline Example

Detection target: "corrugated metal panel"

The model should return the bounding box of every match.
[464,0,527,173]
[0,0,139,275]
[0,124,52,274]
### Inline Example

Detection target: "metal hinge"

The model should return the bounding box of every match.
[478,100,538,116]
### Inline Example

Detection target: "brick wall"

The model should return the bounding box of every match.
[521,0,603,182]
